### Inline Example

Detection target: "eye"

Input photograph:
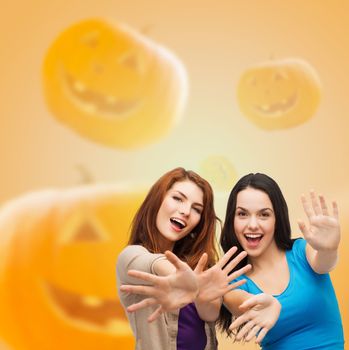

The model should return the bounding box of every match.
[59,212,108,245]
[172,195,182,202]
[236,211,247,217]
[193,207,202,215]
[260,211,271,218]
[119,51,143,73]
[81,31,100,48]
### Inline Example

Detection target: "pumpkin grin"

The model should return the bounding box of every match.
[64,70,142,120]
[45,281,128,331]
[253,91,299,116]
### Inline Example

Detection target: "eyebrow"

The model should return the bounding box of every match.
[174,190,204,207]
[236,206,273,212]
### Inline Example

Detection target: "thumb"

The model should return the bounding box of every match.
[297,220,309,238]
[194,253,208,273]
[239,294,262,311]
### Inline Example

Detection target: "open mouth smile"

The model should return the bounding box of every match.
[45,281,129,333]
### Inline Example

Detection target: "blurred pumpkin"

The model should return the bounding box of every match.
[0,184,145,349]
[199,155,237,192]
[42,19,188,149]
[237,58,321,130]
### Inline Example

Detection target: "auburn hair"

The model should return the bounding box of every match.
[128,167,219,269]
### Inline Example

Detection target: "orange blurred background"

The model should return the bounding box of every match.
[0,1,348,349]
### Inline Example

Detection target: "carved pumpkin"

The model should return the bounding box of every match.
[199,155,237,192]
[237,58,321,129]
[0,185,145,349]
[43,19,188,148]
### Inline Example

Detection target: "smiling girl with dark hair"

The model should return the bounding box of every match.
[219,173,344,349]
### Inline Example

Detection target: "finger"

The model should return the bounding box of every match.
[311,190,322,215]
[236,320,255,341]
[256,327,269,343]
[223,250,247,273]
[164,250,186,270]
[128,269,159,284]
[332,200,339,219]
[120,284,155,296]
[297,220,310,239]
[301,194,313,219]
[319,194,329,216]
[227,264,251,282]
[227,278,247,291]
[238,293,265,311]
[245,325,260,342]
[218,246,238,268]
[229,313,248,331]
[194,253,208,273]
[147,305,163,322]
[126,297,157,312]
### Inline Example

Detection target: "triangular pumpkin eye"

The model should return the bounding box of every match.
[59,212,108,244]
[81,31,100,48]
[273,71,288,81]
[119,52,143,73]
[73,221,103,242]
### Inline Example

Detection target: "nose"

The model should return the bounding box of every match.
[178,202,190,216]
[247,215,258,230]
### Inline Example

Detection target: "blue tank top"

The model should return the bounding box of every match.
[232,238,344,349]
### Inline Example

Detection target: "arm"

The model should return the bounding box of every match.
[298,191,341,274]
[120,246,251,322]
[224,291,281,344]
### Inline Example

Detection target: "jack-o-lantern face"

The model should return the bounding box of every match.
[43,19,187,148]
[237,58,321,129]
[0,185,145,349]
[200,155,237,192]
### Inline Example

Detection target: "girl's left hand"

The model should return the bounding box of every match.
[298,191,340,252]
[194,246,251,304]
[229,293,281,344]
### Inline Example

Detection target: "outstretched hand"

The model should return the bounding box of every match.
[298,191,340,252]
[194,246,251,303]
[229,293,281,344]
[120,250,198,322]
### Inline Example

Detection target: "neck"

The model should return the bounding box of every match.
[248,243,285,272]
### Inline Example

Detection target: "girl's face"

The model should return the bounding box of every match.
[234,187,276,258]
[156,180,204,251]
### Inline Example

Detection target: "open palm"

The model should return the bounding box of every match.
[298,191,340,251]
[194,247,251,303]
[120,251,198,322]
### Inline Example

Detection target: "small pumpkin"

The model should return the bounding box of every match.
[0,184,145,349]
[43,19,188,148]
[237,58,321,129]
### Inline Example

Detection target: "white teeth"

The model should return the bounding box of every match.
[106,95,117,104]
[105,319,132,333]
[84,103,97,113]
[82,296,103,307]
[171,218,186,227]
[73,80,86,93]
[245,234,262,239]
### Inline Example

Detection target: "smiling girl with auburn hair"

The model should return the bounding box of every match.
[117,167,251,350]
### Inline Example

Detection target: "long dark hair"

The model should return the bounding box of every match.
[218,173,293,335]
[128,167,219,269]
